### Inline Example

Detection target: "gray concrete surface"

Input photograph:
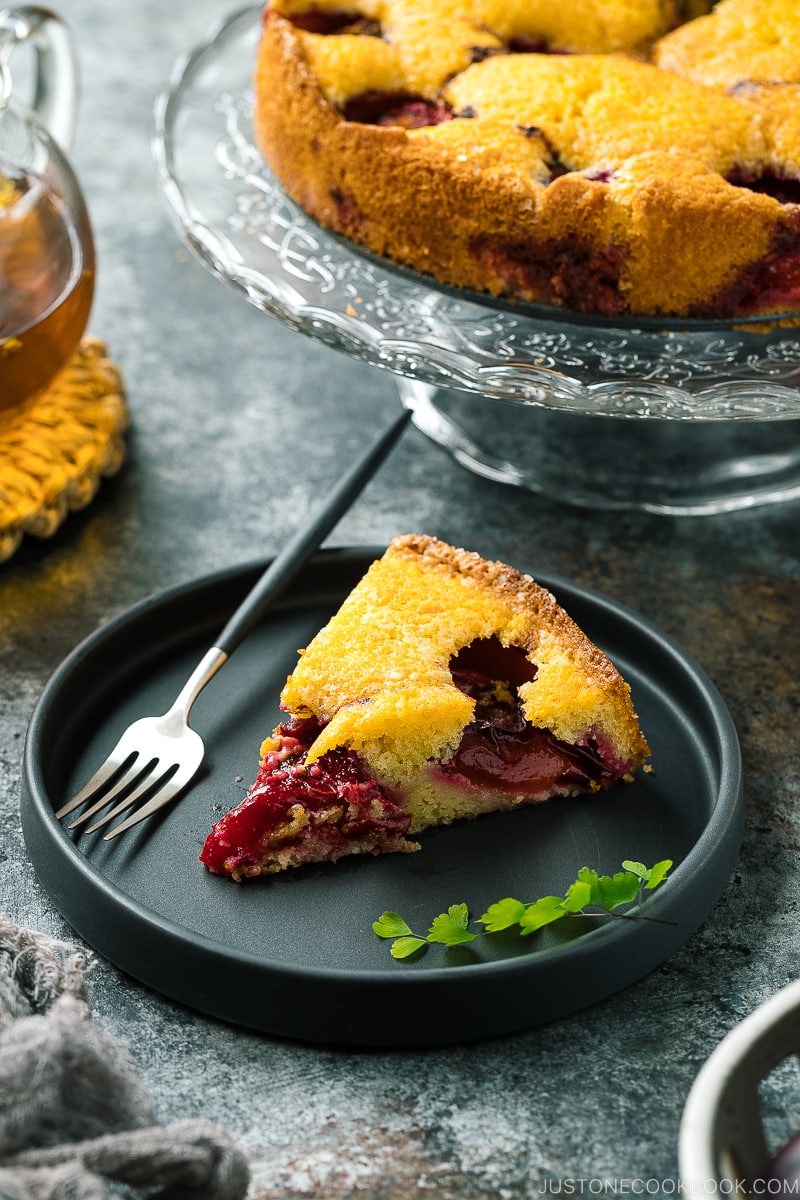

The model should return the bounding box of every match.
[1,2,799,1196]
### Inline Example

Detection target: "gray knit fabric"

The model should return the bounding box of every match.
[0,915,250,1200]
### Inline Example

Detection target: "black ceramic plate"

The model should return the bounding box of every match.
[21,548,743,1047]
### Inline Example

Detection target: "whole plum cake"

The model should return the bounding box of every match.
[201,535,650,880]
[252,0,800,320]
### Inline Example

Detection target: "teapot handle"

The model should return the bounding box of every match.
[0,5,78,150]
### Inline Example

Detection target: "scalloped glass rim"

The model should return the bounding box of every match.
[153,5,800,421]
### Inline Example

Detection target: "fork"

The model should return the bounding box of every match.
[55,405,412,840]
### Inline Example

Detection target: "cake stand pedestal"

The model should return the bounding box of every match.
[399,379,800,516]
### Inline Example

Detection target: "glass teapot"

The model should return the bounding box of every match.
[0,5,94,416]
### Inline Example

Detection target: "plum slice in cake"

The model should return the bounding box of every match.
[200,535,650,880]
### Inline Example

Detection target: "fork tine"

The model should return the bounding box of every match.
[54,750,139,820]
[81,762,179,835]
[102,762,197,840]
[66,756,158,830]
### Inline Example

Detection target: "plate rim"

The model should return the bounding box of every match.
[21,547,744,1042]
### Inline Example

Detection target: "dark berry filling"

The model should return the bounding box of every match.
[282,7,382,36]
[515,126,571,183]
[508,34,550,53]
[471,235,628,316]
[694,217,800,317]
[467,46,493,63]
[547,160,571,183]
[583,167,615,183]
[443,638,610,795]
[343,91,454,128]
[727,168,800,207]
[329,186,363,231]
[462,33,571,59]
[200,715,410,878]
[442,723,608,794]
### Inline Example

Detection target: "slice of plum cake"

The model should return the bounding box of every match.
[200,535,650,880]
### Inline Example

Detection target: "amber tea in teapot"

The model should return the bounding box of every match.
[0,7,95,416]
[0,165,94,412]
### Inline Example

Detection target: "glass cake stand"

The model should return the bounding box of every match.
[153,5,800,515]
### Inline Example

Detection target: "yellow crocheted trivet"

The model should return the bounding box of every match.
[0,336,129,563]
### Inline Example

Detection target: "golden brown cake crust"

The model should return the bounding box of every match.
[279,534,649,788]
[253,0,800,320]
[654,0,800,89]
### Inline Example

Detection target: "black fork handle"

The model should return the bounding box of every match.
[214,405,412,657]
